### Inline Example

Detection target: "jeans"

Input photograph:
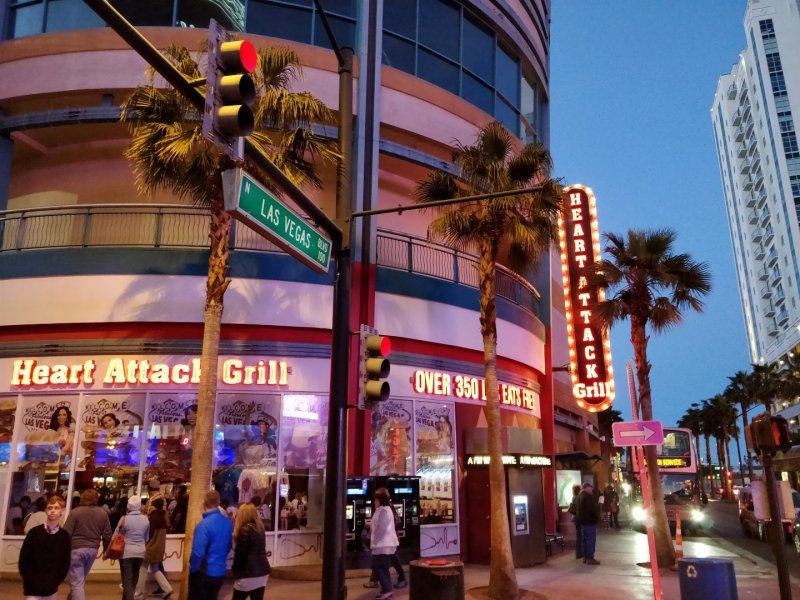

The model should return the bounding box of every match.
[120,557,144,600]
[188,571,224,600]
[135,562,173,599]
[371,554,393,594]
[582,524,597,560]
[232,589,265,600]
[67,547,99,600]
[369,552,405,583]
[573,519,583,558]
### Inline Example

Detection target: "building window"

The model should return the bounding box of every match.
[759,19,775,40]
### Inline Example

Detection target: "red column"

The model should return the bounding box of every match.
[542,326,557,532]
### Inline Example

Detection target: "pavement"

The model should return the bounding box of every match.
[2,521,799,599]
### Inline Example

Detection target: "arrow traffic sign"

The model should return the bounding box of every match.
[612,420,664,447]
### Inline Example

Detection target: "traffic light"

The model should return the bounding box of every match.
[358,324,391,410]
[771,416,792,453]
[203,19,258,160]
[746,416,792,455]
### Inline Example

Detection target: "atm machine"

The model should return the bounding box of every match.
[345,476,372,568]
[371,475,421,564]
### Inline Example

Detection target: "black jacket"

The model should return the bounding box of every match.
[232,523,271,579]
[19,524,71,596]
[576,491,601,526]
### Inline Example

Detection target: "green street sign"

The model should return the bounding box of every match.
[223,168,332,273]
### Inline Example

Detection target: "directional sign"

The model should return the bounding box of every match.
[222,168,332,273]
[612,420,664,447]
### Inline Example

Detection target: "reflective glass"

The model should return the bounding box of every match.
[495,96,519,136]
[248,1,313,43]
[495,45,520,106]
[383,0,415,39]
[323,0,356,17]
[462,71,493,115]
[415,402,455,524]
[9,3,45,38]
[370,399,413,476]
[144,393,198,493]
[46,0,104,33]
[418,48,459,95]
[462,14,493,83]
[382,32,415,74]
[177,0,246,31]
[418,0,459,61]
[109,0,172,27]
[0,397,14,468]
[313,14,355,50]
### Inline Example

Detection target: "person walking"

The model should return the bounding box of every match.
[576,482,601,565]
[231,503,271,600]
[108,495,149,600]
[19,495,71,600]
[370,487,399,600]
[188,490,233,600]
[64,489,112,600]
[604,485,620,529]
[135,497,172,600]
[364,500,406,590]
[567,484,582,560]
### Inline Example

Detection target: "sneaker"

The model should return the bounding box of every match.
[363,580,380,588]
[375,593,394,600]
[395,579,408,588]
[585,558,601,565]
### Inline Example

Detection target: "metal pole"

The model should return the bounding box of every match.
[321,45,354,600]
[762,452,792,600]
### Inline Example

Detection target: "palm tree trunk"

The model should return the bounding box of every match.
[740,404,754,480]
[630,316,675,567]
[733,433,746,487]
[180,204,231,600]
[478,243,518,600]
[723,430,733,498]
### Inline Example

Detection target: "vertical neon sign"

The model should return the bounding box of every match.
[557,184,615,412]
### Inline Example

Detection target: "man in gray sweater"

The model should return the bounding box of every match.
[64,489,112,600]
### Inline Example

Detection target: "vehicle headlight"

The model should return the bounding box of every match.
[691,509,704,523]
[631,505,647,522]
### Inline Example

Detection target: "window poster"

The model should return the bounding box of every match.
[370,399,412,476]
[145,393,198,484]
[0,396,15,467]
[214,393,280,470]
[17,395,76,468]
[281,395,327,470]
[77,394,145,471]
[415,401,455,523]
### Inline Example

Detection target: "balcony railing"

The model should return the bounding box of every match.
[0,204,541,316]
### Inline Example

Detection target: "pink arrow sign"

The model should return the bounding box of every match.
[612,420,664,446]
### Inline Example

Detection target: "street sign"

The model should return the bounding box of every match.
[222,168,332,274]
[612,420,664,447]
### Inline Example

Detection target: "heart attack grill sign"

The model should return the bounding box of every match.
[557,185,615,412]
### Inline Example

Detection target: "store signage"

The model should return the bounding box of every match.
[656,457,691,468]
[557,184,615,412]
[410,369,537,412]
[466,453,552,467]
[10,357,289,388]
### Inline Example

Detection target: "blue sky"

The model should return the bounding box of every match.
[550,1,752,426]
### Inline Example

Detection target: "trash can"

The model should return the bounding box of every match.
[678,558,738,600]
[409,559,465,600]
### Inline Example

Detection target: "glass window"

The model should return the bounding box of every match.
[382,32,415,74]
[45,0,104,33]
[370,399,413,476]
[418,49,459,96]
[111,0,173,27]
[8,3,45,38]
[176,0,246,31]
[383,0,416,39]
[495,45,520,106]
[462,14,493,83]
[74,394,145,503]
[415,401,455,524]
[323,0,356,17]
[0,396,15,469]
[247,1,313,43]
[495,96,519,136]
[6,395,77,535]
[278,394,328,531]
[462,71,493,115]
[418,0,459,61]
[144,393,198,502]
[313,13,355,50]
[521,76,538,140]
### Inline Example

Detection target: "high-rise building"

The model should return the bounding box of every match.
[712,0,800,368]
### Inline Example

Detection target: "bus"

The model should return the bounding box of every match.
[630,427,707,532]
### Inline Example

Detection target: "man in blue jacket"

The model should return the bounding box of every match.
[189,490,233,600]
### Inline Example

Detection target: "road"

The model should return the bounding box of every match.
[704,498,800,578]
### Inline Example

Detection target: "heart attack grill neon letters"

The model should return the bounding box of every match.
[557,185,615,412]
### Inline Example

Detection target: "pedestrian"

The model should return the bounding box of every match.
[576,482,601,565]
[567,484,582,559]
[364,500,406,590]
[604,485,620,529]
[171,488,188,534]
[23,497,48,533]
[18,495,71,600]
[6,495,32,534]
[136,497,172,600]
[64,489,112,600]
[370,487,400,600]
[188,490,233,600]
[107,495,149,600]
[231,503,271,600]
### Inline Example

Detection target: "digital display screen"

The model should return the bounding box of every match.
[365,506,372,517]
[345,504,354,520]
[393,502,404,521]
[393,487,413,494]
[347,488,366,495]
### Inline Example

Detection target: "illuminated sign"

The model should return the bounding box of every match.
[656,457,691,469]
[557,184,615,412]
[410,369,537,412]
[10,358,289,388]
[466,454,552,467]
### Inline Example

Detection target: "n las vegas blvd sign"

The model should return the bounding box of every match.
[557,184,615,412]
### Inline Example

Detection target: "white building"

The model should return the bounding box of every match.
[712,0,800,367]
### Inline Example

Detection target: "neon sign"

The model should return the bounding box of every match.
[557,184,615,412]
[410,369,537,412]
[465,453,552,467]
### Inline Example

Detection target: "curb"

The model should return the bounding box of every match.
[707,533,800,588]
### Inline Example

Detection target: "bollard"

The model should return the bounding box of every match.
[675,516,683,560]
[678,558,738,600]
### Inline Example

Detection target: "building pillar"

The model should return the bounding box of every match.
[0,134,12,211]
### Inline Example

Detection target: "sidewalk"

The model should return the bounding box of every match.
[2,527,799,599]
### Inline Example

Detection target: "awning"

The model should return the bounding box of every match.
[555,451,602,468]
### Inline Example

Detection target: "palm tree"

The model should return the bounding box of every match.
[677,406,704,495]
[726,370,755,479]
[414,121,562,600]
[120,44,336,594]
[591,229,711,567]
[751,362,782,413]
[707,394,737,497]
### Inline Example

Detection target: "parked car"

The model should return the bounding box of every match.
[739,485,799,542]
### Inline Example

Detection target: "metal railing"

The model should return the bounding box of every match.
[0,204,541,316]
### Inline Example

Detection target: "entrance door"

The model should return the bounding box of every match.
[465,468,491,564]
[507,468,547,566]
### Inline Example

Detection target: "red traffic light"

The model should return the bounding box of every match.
[219,40,258,74]
[365,335,391,357]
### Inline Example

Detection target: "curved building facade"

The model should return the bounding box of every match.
[0,0,600,572]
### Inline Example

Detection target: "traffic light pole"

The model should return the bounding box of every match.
[762,452,792,600]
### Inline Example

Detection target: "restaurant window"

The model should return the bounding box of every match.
[278,394,328,531]
[415,401,455,524]
[144,393,198,495]
[0,396,14,469]
[5,395,77,535]
[370,399,413,476]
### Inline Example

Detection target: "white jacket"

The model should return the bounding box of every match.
[370,505,399,555]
